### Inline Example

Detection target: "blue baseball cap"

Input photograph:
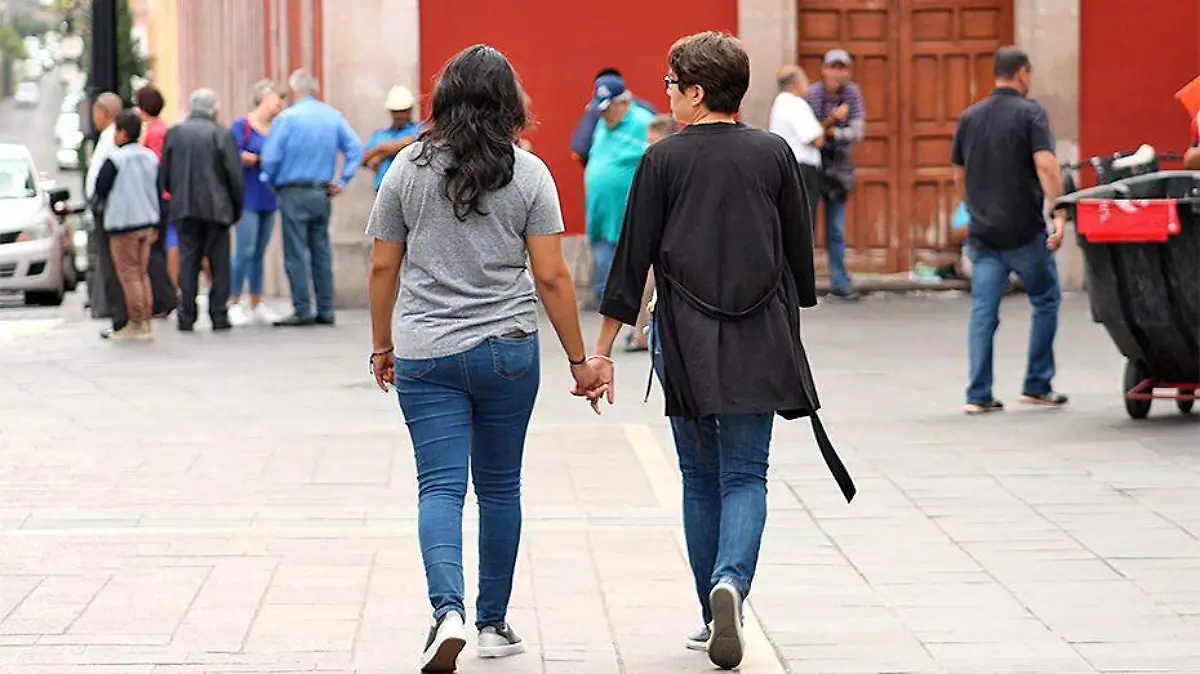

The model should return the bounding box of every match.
[592,74,626,111]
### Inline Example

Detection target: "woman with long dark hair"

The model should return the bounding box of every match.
[588,32,855,670]
[366,45,606,673]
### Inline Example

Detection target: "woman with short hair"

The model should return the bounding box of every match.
[589,31,855,670]
[228,79,286,326]
[366,45,605,673]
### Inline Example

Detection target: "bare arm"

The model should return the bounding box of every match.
[368,240,403,352]
[1186,147,1200,169]
[1034,150,1063,208]
[525,234,588,364]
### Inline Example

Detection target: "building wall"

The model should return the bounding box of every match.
[1079,0,1199,163]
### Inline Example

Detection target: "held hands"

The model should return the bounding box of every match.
[831,103,850,122]
[570,357,615,415]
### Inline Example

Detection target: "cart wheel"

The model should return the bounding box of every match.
[1179,393,1195,415]
[1123,359,1152,420]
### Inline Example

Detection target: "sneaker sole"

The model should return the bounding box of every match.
[964,404,1004,415]
[708,584,744,670]
[1020,395,1066,407]
[685,638,708,652]
[477,641,526,658]
[421,635,465,673]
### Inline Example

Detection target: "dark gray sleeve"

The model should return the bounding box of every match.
[1029,106,1055,155]
[365,157,407,244]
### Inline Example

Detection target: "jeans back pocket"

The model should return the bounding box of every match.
[489,332,538,381]
[396,357,437,383]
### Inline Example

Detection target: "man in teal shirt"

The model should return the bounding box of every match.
[585,74,653,307]
[363,85,424,191]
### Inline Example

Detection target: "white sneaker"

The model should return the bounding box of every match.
[478,623,526,658]
[708,581,745,670]
[252,303,281,326]
[227,304,252,327]
[420,612,465,673]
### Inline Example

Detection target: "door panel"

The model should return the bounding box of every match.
[796,0,1011,275]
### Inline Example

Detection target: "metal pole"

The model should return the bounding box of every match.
[87,0,120,320]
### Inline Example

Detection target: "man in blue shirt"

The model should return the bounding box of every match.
[569,68,656,166]
[362,85,424,192]
[261,68,363,326]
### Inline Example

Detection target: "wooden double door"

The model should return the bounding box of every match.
[798,0,1013,275]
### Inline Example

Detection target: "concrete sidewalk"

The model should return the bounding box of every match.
[0,293,1198,673]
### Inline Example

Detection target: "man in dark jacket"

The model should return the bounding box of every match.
[160,87,244,332]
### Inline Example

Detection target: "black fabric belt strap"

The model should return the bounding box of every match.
[810,412,856,503]
[661,266,785,322]
[276,182,328,191]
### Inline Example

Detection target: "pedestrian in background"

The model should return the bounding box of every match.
[590,31,852,670]
[91,110,160,340]
[769,64,822,226]
[261,68,363,327]
[365,44,606,673]
[159,88,245,332]
[362,85,423,192]
[133,84,178,319]
[227,79,286,327]
[807,48,865,301]
[584,74,654,310]
[86,91,128,339]
[569,67,656,165]
[952,46,1067,414]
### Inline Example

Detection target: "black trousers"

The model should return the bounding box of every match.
[177,218,231,327]
[90,218,128,330]
[798,162,821,230]
[148,207,177,316]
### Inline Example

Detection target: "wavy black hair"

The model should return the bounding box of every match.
[414,45,528,221]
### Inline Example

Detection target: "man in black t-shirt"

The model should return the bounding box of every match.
[951,46,1068,415]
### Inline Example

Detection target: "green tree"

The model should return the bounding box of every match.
[80,0,148,103]
[0,25,28,97]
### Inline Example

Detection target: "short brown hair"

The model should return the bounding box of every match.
[134,85,164,117]
[668,31,750,115]
[649,114,677,136]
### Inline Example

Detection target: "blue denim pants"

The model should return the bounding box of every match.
[395,334,540,628]
[652,325,772,625]
[822,196,852,294]
[966,233,1061,404]
[278,187,334,319]
[591,239,617,305]
[230,208,276,298]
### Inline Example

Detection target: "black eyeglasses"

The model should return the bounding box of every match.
[664,76,682,91]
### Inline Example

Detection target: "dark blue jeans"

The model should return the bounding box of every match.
[395,334,540,628]
[231,208,276,298]
[278,187,334,319]
[591,239,617,305]
[822,195,852,294]
[652,326,772,625]
[966,233,1061,404]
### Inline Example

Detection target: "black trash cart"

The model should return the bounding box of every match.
[1055,169,1200,419]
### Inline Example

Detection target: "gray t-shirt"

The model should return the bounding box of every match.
[365,143,565,359]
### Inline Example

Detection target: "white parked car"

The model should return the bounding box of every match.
[0,144,80,306]
[15,82,40,108]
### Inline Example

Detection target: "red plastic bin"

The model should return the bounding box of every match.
[1075,199,1181,243]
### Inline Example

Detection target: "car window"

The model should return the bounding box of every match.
[0,158,37,199]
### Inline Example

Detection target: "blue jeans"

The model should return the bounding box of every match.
[652,326,772,625]
[231,209,276,298]
[966,234,1061,404]
[278,187,334,318]
[823,196,852,294]
[591,239,617,304]
[395,334,540,628]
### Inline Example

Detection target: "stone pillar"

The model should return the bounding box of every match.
[1015,0,1083,291]
[320,0,421,308]
[738,0,797,128]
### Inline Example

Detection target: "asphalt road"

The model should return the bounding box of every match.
[0,67,87,315]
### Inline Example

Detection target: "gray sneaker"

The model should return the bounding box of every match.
[421,612,466,673]
[478,623,526,659]
[685,624,711,651]
[708,581,745,670]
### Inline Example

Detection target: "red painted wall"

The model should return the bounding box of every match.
[419,0,738,235]
[1080,0,1200,167]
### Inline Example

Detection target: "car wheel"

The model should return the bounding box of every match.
[25,287,65,307]
[63,253,79,291]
